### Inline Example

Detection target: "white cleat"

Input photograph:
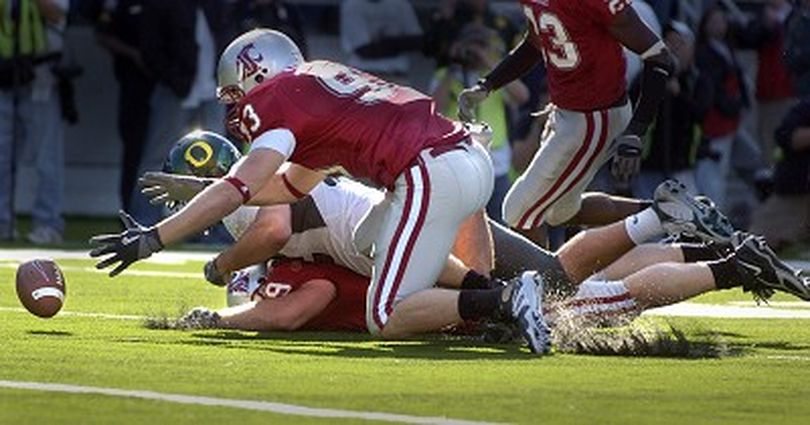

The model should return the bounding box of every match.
[505,271,552,355]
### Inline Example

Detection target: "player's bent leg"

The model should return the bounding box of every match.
[595,244,686,281]
[489,219,573,292]
[564,192,649,226]
[622,262,717,310]
[556,221,636,284]
[451,209,494,276]
[380,288,462,338]
[502,108,595,230]
[366,143,493,335]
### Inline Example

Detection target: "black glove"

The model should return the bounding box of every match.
[610,134,643,183]
[203,258,228,287]
[89,211,164,277]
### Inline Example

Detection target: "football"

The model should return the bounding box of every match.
[15,259,66,318]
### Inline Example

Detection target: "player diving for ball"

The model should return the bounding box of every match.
[90,29,553,354]
[141,133,810,335]
[459,0,676,233]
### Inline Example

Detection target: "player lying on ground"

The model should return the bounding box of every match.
[176,196,810,333]
[145,147,810,333]
[459,0,675,231]
[91,30,553,354]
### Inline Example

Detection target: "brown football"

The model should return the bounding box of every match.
[15,259,66,318]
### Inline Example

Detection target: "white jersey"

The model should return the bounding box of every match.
[222,178,381,277]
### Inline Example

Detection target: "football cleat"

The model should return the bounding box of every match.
[653,179,735,243]
[732,232,810,302]
[175,307,222,330]
[501,271,552,355]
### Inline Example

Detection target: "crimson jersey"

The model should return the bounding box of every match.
[521,0,631,111]
[232,60,468,188]
[263,260,368,332]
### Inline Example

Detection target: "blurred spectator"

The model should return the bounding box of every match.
[430,23,529,224]
[786,0,810,97]
[231,0,308,58]
[749,98,810,250]
[632,21,710,199]
[423,0,518,68]
[339,0,422,84]
[129,0,231,225]
[694,5,749,210]
[0,0,69,244]
[648,0,680,27]
[737,0,795,167]
[95,0,154,212]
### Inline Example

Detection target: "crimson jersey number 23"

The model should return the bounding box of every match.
[523,8,581,70]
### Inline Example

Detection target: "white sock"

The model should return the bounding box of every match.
[624,207,665,245]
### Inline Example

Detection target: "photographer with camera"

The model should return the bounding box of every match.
[0,0,69,244]
[430,23,528,224]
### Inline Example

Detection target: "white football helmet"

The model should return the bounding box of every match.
[217,28,304,104]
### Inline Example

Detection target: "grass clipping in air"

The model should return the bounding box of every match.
[550,306,733,358]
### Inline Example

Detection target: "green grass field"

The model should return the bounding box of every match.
[2,251,810,424]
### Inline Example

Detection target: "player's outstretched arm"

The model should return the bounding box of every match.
[458,35,542,122]
[218,279,337,331]
[248,163,326,206]
[156,149,286,247]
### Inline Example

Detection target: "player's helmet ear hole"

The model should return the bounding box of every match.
[255,75,264,84]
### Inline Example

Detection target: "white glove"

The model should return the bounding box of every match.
[457,84,489,123]
[138,171,213,208]
[610,134,643,183]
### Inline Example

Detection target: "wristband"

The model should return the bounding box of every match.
[281,173,306,199]
[224,176,251,204]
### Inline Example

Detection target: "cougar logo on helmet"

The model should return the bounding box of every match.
[236,43,264,81]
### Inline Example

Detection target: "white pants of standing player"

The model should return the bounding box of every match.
[503,102,632,229]
[360,142,494,334]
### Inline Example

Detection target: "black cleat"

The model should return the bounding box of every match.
[732,233,810,302]
[653,180,735,243]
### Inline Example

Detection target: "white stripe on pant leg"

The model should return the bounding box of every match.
[521,112,603,228]
[375,166,426,326]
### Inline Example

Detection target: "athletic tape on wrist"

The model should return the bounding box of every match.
[640,40,667,60]
[281,173,306,199]
[224,176,251,204]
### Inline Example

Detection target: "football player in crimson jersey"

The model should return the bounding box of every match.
[91,29,552,354]
[459,0,675,232]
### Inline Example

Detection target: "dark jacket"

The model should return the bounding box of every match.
[638,67,712,173]
[786,7,810,96]
[695,40,749,138]
[774,99,810,195]
[140,0,231,98]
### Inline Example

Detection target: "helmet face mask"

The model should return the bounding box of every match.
[217,29,304,104]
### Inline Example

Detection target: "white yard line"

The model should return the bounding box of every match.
[0,307,144,321]
[0,248,213,264]
[0,262,201,279]
[644,302,810,319]
[0,380,497,425]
